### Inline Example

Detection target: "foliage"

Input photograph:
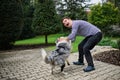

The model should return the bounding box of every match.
[32,0,61,44]
[110,27,120,37]
[19,0,35,40]
[98,37,112,46]
[108,0,120,9]
[56,0,87,20]
[117,39,120,50]
[56,0,87,34]
[0,0,23,50]
[88,2,119,35]
[98,37,118,48]
[109,0,120,25]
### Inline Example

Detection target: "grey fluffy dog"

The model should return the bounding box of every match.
[41,37,71,74]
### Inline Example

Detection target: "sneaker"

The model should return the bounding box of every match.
[83,66,95,72]
[73,61,84,65]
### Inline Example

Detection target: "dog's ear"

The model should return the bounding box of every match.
[55,38,59,43]
[68,40,72,51]
[68,40,71,46]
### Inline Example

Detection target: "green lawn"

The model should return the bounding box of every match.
[15,34,64,45]
[15,34,84,52]
[44,36,84,53]
[15,34,119,53]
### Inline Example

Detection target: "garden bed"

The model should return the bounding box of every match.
[93,50,120,66]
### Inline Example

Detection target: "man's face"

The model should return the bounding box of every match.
[62,19,72,28]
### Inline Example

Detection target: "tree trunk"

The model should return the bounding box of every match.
[45,34,48,44]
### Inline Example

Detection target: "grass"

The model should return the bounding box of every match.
[15,34,64,45]
[15,34,119,53]
[15,34,84,52]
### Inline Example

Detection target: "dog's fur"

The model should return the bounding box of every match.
[41,37,71,74]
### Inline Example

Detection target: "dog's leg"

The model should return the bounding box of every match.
[66,60,70,65]
[51,65,55,74]
[61,64,68,75]
[61,64,65,72]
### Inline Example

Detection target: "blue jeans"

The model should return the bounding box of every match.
[78,32,102,67]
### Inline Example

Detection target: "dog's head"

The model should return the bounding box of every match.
[56,37,71,50]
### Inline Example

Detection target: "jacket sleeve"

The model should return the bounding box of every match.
[68,24,78,42]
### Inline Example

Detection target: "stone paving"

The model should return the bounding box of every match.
[0,46,120,80]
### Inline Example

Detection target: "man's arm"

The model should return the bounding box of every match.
[68,21,79,42]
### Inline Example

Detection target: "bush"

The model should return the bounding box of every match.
[19,1,35,40]
[98,37,112,46]
[98,37,118,48]
[0,0,23,50]
[88,2,119,35]
[110,29,120,37]
[117,39,120,50]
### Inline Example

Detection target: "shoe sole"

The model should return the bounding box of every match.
[83,68,95,72]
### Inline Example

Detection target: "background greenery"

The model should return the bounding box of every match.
[19,0,35,40]
[88,2,120,36]
[0,0,120,50]
[32,0,61,44]
[0,0,23,49]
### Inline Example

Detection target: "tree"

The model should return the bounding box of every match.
[107,0,120,8]
[88,2,119,35]
[0,0,23,50]
[32,0,60,44]
[19,0,35,40]
[56,0,87,20]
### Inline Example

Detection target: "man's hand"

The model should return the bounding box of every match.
[57,37,69,42]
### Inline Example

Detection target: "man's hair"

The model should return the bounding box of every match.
[62,17,71,22]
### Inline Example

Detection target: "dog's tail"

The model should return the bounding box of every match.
[41,48,50,64]
[41,48,47,60]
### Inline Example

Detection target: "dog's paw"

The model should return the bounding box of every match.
[61,71,68,75]
[51,71,54,75]
[49,70,54,75]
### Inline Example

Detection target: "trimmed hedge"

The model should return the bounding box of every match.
[0,0,23,50]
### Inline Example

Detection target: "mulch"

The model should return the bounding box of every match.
[93,50,120,66]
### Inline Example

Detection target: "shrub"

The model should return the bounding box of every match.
[117,39,120,50]
[98,37,118,48]
[88,2,119,35]
[98,37,112,46]
[0,0,23,50]
[110,27,120,37]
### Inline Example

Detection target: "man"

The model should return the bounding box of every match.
[61,17,102,72]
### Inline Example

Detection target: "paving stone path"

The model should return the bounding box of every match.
[0,46,120,80]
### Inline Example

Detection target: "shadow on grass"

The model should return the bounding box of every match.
[0,43,55,52]
[14,43,55,50]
